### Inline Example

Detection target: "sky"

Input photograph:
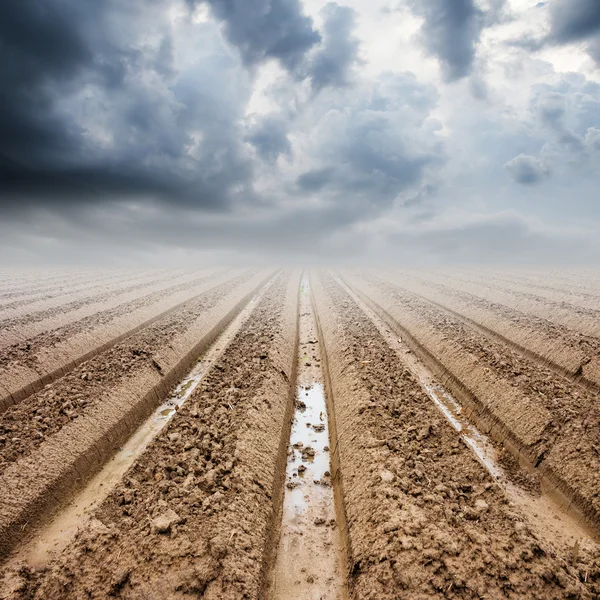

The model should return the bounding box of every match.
[1,0,599,267]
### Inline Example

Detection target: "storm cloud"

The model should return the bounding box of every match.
[193,0,321,71]
[407,0,505,81]
[0,0,598,266]
[0,0,260,209]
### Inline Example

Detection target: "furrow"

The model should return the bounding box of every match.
[339,270,600,536]
[0,269,277,562]
[378,269,600,391]
[310,269,595,599]
[0,269,244,413]
[1,269,301,599]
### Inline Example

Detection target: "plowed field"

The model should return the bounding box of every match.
[1,268,599,599]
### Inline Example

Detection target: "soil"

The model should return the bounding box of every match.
[312,270,599,599]
[340,269,600,534]
[2,270,301,599]
[0,270,247,412]
[1,267,599,600]
[376,269,600,389]
[0,270,273,561]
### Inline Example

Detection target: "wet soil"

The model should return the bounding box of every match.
[269,274,346,599]
[3,275,276,573]
[342,270,600,534]
[2,268,600,600]
[2,270,301,599]
[312,269,599,599]
[0,270,272,561]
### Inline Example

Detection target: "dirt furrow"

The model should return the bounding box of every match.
[0,269,190,315]
[0,270,243,413]
[450,271,600,311]
[0,270,142,301]
[0,271,263,472]
[2,270,300,599]
[451,269,600,300]
[341,270,600,536]
[0,269,276,563]
[0,269,223,350]
[378,269,600,391]
[311,269,597,599]
[410,269,600,339]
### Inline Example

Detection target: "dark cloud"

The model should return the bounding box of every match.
[504,154,550,184]
[308,3,360,91]
[0,0,257,210]
[245,117,291,162]
[407,0,506,81]
[548,0,600,45]
[192,0,320,72]
[296,168,336,192]
[517,0,600,65]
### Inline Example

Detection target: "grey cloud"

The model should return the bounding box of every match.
[504,154,550,184]
[407,0,506,81]
[0,0,256,210]
[535,92,566,128]
[518,0,600,64]
[193,0,321,72]
[548,0,600,45]
[291,71,444,225]
[245,117,292,162]
[296,168,336,192]
[308,3,360,91]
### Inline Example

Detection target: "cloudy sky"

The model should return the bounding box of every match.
[1,0,599,266]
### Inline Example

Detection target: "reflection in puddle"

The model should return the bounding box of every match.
[285,383,332,509]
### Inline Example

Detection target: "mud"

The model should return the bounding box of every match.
[312,269,599,598]
[2,270,301,599]
[2,267,600,600]
[3,275,277,573]
[269,274,346,599]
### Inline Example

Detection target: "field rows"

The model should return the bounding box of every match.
[0,269,598,599]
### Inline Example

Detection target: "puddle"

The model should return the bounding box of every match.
[270,275,345,600]
[7,276,278,571]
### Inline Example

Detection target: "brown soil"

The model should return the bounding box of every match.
[340,270,600,535]
[0,270,137,301]
[2,270,301,599]
[0,269,177,313]
[0,270,273,561]
[0,270,245,412]
[1,268,600,600]
[0,269,204,326]
[377,269,600,389]
[312,270,598,598]
[419,270,600,338]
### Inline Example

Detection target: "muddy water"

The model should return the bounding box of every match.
[334,272,599,557]
[5,276,276,571]
[270,275,346,599]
